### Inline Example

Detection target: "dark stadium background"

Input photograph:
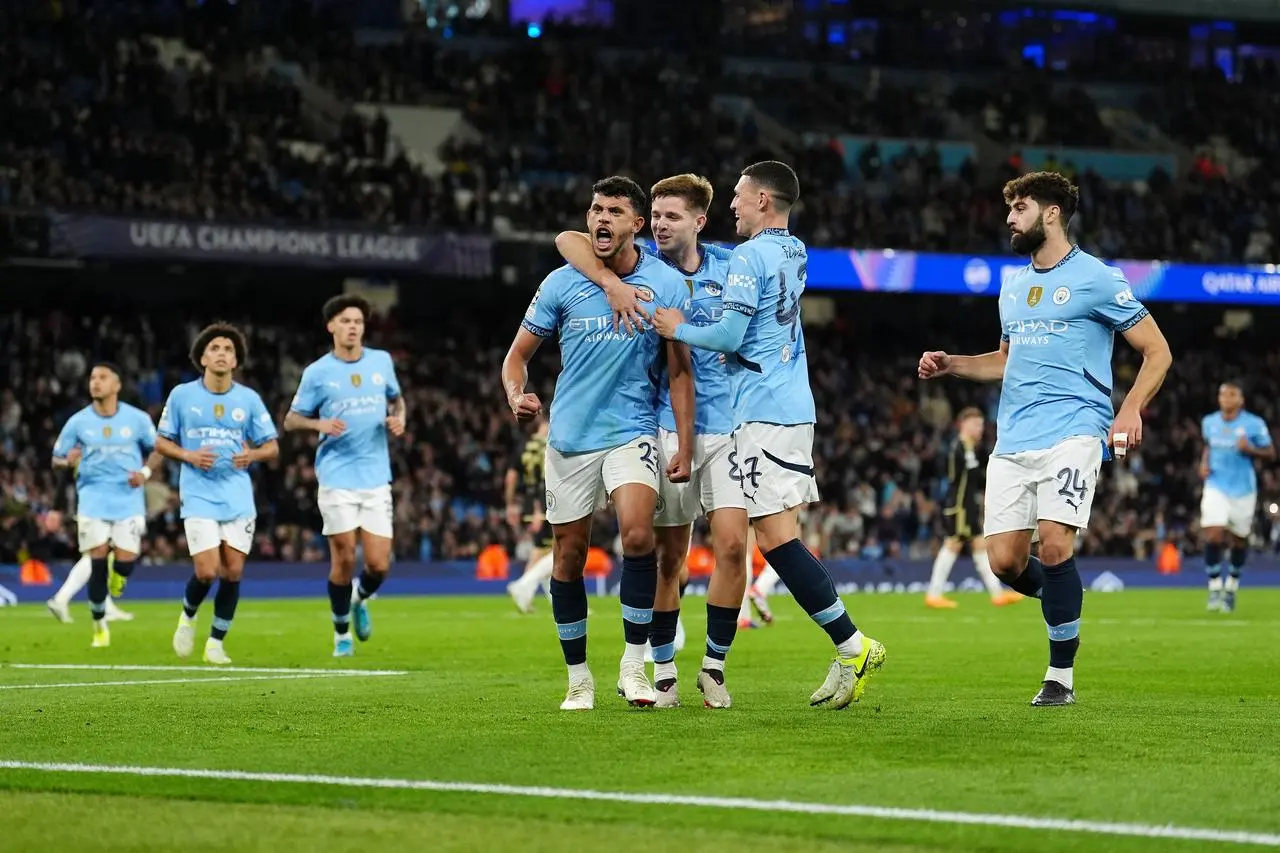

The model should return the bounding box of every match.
[4,0,1280,596]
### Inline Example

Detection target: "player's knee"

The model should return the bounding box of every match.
[329,537,357,564]
[987,560,1021,583]
[552,537,589,580]
[221,564,245,583]
[619,525,655,557]
[984,545,1026,581]
[1037,542,1074,566]
[713,538,746,581]
[193,562,219,583]
[656,549,683,582]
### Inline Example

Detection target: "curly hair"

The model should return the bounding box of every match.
[1002,171,1079,225]
[189,322,248,371]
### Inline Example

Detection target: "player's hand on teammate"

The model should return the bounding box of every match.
[603,280,651,336]
[127,470,148,488]
[185,447,219,471]
[1109,406,1143,458]
[1237,435,1254,452]
[64,447,83,467]
[652,307,685,340]
[666,446,692,484]
[917,351,953,379]
[385,415,406,437]
[509,391,542,422]
[231,442,257,470]
[317,418,346,437]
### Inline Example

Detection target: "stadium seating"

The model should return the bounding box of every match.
[3,4,1280,566]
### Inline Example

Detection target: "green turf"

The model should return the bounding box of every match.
[2,590,1278,852]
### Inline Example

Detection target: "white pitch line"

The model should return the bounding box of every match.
[0,761,1276,847]
[0,674,347,691]
[5,664,408,677]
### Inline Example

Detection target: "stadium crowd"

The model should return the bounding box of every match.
[2,297,1278,567]
[4,5,1280,568]
[2,5,1279,263]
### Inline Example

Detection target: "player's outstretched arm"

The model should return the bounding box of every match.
[658,309,749,352]
[665,340,695,483]
[502,328,545,422]
[660,244,756,351]
[1110,314,1173,452]
[918,340,1009,382]
[554,230,649,335]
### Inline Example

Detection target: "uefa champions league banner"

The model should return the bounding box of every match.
[800,247,1280,305]
[48,213,494,276]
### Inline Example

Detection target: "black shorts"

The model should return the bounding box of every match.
[942,497,980,541]
[531,520,554,551]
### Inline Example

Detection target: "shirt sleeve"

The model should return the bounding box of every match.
[1252,417,1272,448]
[157,388,181,440]
[1089,266,1149,332]
[289,365,321,416]
[521,272,561,338]
[52,415,79,460]
[703,243,734,263]
[384,354,403,400]
[674,311,750,353]
[137,410,158,453]
[248,393,279,445]
[724,246,766,317]
[1201,416,1212,443]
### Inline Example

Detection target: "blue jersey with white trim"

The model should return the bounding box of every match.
[657,243,734,436]
[721,229,816,427]
[289,348,402,490]
[1202,410,1271,497]
[996,247,1148,455]
[52,403,157,520]
[522,248,689,454]
[158,380,277,521]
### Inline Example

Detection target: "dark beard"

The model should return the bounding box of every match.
[1010,216,1047,255]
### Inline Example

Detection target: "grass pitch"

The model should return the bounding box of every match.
[2,589,1278,852]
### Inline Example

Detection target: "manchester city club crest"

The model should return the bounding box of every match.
[1027,286,1043,307]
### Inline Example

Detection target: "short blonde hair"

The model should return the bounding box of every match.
[650,174,714,213]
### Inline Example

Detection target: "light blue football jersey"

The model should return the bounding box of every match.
[289,348,402,490]
[996,247,1148,456]
[52,403,157,521]
[1203,410,1271,497]
[523,248,689,454]
[157,380,278,521]
[656,243,734,436]
[721,228,816,427]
